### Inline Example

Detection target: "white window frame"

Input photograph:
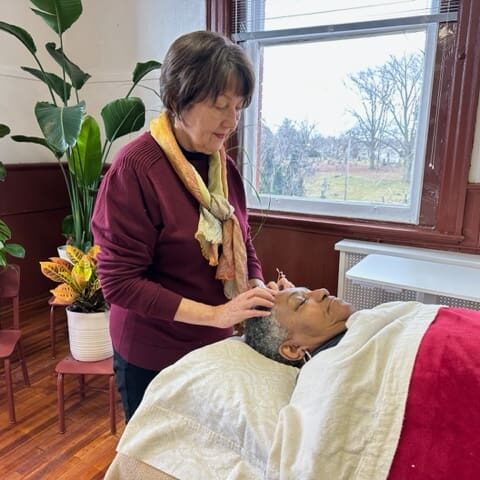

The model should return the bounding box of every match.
[237,8,457,223]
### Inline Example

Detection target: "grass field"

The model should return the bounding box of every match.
[303,164,409,204]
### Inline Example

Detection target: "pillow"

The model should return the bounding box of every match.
[116,338,298,479]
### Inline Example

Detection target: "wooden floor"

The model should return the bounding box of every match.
[0,300,125,479]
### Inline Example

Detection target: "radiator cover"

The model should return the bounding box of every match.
[336,240,480,312]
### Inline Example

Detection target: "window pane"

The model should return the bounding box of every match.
[256,30,428,211]
[262,0,438,30]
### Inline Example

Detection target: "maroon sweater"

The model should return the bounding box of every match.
[91,132,263,370]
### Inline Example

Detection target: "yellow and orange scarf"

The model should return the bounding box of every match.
[150,112,248,299]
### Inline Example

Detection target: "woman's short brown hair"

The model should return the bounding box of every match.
[160,30,255,117]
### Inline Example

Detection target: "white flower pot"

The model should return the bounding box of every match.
[66,309,113,362]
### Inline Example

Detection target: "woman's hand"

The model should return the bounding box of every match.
[266,270,295,291]
[248,278,266,289]
[211,287,276,329]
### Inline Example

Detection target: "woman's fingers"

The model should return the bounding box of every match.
[212,287,277,328]
[242,289,275,311]
[241,286,276,303]
[266,280,280,291]
[265,277,295,291]
[278,277,295,290]
[248,278,266,289]
[246,307,272,317]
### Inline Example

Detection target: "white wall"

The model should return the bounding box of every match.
[0,0,205,164]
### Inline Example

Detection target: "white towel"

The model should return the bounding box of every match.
[267,301,440,480]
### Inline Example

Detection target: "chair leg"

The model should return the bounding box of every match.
[109,375,116,434]
[57,372,65,433]
[50,304,56,358]
[4,358,16,424]
[16,341,30,387]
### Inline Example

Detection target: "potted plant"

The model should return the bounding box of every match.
[40,244,111,361]
[0,0,161,251]
[0,124,26,267]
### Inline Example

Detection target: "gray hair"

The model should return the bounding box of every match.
[245,310,301,367]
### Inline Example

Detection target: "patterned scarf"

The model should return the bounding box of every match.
[150,112,248,299]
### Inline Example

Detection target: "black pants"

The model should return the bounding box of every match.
[113,350,159,422]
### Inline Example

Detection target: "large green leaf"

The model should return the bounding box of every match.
[45,42,90,90]
[70,115,102,185]
[35,100,85,154]
[11,135,63,159]
[22,66,71,102]
[101,97,145,142]
[131,60,162,89]
[0,124,10,138]
[0,21,37,54]
[30,0,82,35]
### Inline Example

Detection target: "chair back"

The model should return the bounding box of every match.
[0,264,20,329]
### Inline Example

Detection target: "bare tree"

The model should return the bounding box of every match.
[348,67,393,169]
[382,53,424,179]
[347,51,424,177]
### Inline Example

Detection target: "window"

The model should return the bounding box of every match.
[233,0,459,223]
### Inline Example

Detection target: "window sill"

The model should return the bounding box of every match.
[248,209,465,247]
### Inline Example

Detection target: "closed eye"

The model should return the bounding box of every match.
[295,296,307,311]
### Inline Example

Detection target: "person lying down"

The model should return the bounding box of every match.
[244,287,480,479]
[105,286,480,480]
[245,287,352,366]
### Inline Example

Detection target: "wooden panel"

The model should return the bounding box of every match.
[0,163,69,214]
[419,22,456,226]
[206,0,232,35]
[252,224,340,294]
[6,210,68,299]
[0,163,69,300]
[462,184,480,248]
[436,0,480,234]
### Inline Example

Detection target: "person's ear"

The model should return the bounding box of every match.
[279,341,307,361]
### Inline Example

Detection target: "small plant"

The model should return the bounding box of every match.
[0,123,25,267]
[40,244,107,313]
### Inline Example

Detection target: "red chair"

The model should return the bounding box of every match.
[48,297,67,358]
[0,264,30,423]
[55,354,116,434]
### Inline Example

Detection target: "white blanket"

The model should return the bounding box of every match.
[267,301,440,480]
[113,338,298,480]
[109,301,440,480]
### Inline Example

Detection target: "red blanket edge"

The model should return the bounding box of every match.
[387,307,480,480]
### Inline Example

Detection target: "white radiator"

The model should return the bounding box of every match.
[335,239,480,311]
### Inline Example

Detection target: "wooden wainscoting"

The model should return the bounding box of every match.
[0,300,124,479]
[0,163,70,301]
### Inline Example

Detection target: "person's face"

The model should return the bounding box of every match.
[273,287,353,361]
[174,89,244,154]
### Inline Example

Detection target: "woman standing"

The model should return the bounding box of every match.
[91,30,277,421]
